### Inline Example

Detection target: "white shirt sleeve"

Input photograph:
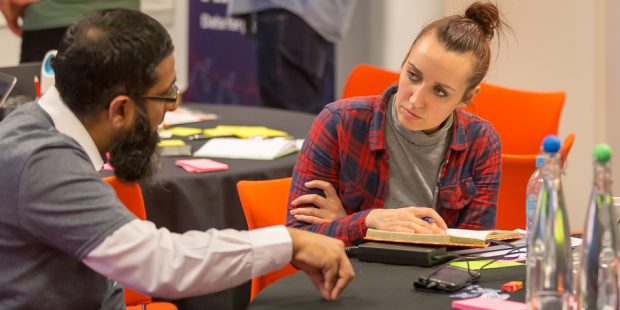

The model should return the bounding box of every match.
[82,219,293,299]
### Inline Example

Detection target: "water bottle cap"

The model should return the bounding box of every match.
[593,143,612,163]
[535,155,544,168]
[542,135,561,154]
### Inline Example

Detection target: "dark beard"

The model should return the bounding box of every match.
[108,107,160,183]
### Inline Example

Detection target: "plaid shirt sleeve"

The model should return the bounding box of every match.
[453,124,502,230]
[286,105,372,246]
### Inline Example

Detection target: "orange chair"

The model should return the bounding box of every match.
[465,83,567,154]
[341,64,400,99]
[465,83,574,230]
[236,177,299,301]
[103,176,178,310]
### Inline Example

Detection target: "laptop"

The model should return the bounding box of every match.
[0,62,40,98]
[0,72,17,108]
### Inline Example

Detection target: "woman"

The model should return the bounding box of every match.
[287,1,507,246]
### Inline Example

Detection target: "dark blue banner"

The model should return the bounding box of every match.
[185,0,259,106]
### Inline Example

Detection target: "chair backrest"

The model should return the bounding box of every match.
[463,83,568,230]
[236,177,298,300]
[495,134,575,230]
[342,64,399,99]
[103,176,152,307]
[465,83,566,154]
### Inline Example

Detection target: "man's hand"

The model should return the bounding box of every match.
[365,207,448,234]
[286,228,355,301]
[0,0,39,36]
[289,180,347,224]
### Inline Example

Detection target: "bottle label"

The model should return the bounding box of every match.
[526,195,537,231]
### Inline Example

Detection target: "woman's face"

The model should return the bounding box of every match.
[394,34,478,133]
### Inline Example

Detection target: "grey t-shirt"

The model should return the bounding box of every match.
[384,95,453,209]
[0,102,135,309]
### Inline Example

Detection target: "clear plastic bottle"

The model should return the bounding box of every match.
[526,155,545,232]
[576,143,619,309]
[526,135,574,310]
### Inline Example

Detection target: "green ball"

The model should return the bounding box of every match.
[593,144,612,163]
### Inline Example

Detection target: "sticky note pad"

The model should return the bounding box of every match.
[175,159,229,173]
[450,259,524,271]
[158,139,186,147]
[161,127,202,137]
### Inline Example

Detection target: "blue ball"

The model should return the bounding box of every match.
[542,135,561,153]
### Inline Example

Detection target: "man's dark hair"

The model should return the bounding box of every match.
[53,9,174,120]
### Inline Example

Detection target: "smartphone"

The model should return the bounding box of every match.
[414,265,480,292]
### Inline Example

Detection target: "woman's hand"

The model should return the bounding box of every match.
[289,180,347,224]
[365,207,447,234]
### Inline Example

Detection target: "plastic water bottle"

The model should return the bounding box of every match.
[526,155,545,232]
[526,135,574,310]
[576,143,619,309]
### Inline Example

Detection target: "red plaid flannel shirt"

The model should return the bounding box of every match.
[286,87,502,246]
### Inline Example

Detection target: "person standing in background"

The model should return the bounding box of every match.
[228,0,357,114]
[0,0,139,63]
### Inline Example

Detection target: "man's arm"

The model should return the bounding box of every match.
[83,221,353,300]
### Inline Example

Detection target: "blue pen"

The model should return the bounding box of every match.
[422,216,434,224]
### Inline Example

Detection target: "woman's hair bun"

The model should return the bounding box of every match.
[465,2,500,39]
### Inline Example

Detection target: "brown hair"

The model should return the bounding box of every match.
[403,1,508,91]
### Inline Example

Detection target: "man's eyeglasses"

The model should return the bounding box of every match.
[142,84,180,109]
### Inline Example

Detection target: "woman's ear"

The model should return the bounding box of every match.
[107,95,135,130]
[462,85,481,105]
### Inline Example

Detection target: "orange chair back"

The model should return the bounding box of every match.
[465,83,565,154]
[463,83,569,230]
[342,64,400,99]
[103,176,178,310]
[237,177,298,300]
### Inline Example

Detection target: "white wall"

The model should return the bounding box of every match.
[0,18,21,66]
[606,0,620,196]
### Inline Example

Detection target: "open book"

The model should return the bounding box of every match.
[193,138,298,160]
[365,228,522,248]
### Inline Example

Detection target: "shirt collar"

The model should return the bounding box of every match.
[38,86,105,170]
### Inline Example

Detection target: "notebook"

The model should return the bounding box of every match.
[364,228,522,248]
[193,138,298,160]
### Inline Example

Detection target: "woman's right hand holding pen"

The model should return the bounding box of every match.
[365,207,447,235]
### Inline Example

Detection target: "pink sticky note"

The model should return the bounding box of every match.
[175,159,229,173]
[102,162,114,171]
[452,297,526,310]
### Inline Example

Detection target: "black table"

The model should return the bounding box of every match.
[248,259,526,309]
[105,103,316,310]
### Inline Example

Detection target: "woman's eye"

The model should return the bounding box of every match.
[434,87,447,98]
[407,71,419,82]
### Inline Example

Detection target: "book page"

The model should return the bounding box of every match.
[446,229,493,241]
[447,229,521,241]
